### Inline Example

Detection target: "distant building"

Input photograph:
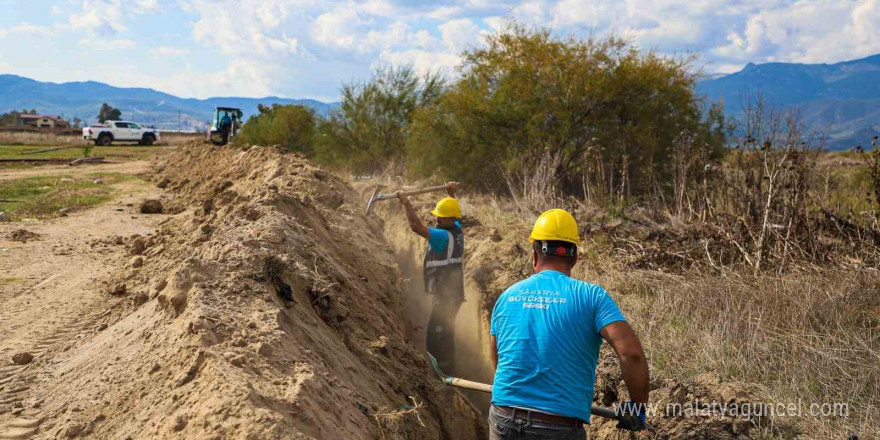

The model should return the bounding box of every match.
[19,114,70,129]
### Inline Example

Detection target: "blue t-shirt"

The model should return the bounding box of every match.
[427,221,462,254]
[490,270,626,422]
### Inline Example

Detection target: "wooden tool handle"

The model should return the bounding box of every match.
[375,185,449,201]
[444,377,493,393]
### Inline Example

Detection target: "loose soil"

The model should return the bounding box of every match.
[0,143,485,439]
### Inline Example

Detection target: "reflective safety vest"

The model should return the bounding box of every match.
[423,225,464,296]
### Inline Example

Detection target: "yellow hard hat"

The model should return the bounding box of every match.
[431,197,461,218]
[529,209,579,245]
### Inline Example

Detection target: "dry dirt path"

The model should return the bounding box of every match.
[0,162,169,439]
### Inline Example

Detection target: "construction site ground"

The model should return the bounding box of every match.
[0,143,868,440]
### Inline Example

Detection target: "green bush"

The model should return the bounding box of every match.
[313,66,443,173]
[236,104,316,153]
[407,24,726,199]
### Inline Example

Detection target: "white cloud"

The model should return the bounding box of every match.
[712,0,880,64]
[79,38,138,50]
[439,18,481,53]
[133,0,159,13]
[149,46,191,56]
[8,24,61,37]
[10,0,880,100]
[379,49,461,77]
[311,7,361,48]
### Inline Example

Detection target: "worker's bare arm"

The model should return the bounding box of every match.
[397,191,430,239]
[600,321,649,404]
[445,181,459,198]
[490,335,498,370]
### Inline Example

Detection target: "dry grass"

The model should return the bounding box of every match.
[462,194,878,440]
[373,396,426,439]
[597,269,879,439]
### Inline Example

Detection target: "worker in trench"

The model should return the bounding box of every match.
[396,182,463,376]
[489,209,649,439]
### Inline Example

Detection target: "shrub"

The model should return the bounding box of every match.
[236,104,316,153]
[407,24,725,201]
[313,65,443,174]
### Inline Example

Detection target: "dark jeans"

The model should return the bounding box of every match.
[488,405,586,440]
[426,284,463,376]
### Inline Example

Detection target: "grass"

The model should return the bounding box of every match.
[461,192,878,440]
[603,269,879,439]
[0,173,136,220]
[0,144,171,162]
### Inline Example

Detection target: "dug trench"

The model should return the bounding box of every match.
[367,182,789,440]
[0,143,486,440]
[0,142,786,440]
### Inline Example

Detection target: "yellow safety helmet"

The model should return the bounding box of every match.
[529,209,579,245]
[431,197,461,218]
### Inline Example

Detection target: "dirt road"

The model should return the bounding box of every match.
[0,161,167,438]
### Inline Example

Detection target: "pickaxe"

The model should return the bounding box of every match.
[427,352,621,422]
[365,184,450,215]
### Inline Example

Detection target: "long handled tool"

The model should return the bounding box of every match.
[427,353,621,421]
[365,184,449,215]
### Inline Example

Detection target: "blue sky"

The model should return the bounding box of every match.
[1,0,879,102]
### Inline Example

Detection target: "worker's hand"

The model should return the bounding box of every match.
[445,181,459,197]
[396,190,408,202]
[615,401,646,432]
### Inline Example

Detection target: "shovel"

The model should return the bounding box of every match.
[365,184,450,215]
[427,352,621,421]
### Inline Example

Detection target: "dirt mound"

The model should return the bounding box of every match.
[21,142,485,439]
[7,229,40,242]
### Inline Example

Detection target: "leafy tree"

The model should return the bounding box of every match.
[314,65,444,173]
[97,103,122,123]
[407,24,725,200]
[72,117,82,128]
[0,110,22,126]
[236,104,316,153]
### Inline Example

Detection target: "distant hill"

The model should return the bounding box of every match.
[698,54,880,150]
[0,75,339,131]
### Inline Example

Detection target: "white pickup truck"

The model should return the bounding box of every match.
[83,121,161,146]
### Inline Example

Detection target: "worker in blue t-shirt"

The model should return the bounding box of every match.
[489,209,649,439]
[396,182,464,374]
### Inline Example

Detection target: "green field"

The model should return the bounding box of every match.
[0,144,171,162]
[0,173,138,220]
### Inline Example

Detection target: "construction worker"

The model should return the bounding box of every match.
[489,209,649,439]
[396,182,463,375]
[219,112,232,131]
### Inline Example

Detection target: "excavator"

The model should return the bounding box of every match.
[208,107,244,145]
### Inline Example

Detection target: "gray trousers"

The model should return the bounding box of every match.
[488,405,586,440]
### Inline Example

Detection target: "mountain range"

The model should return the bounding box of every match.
[697,54,880,149]
[2,53,880,148]
[0,74,338,131]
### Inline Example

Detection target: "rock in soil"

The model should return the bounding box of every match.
[131,256,144,268]
[255,342,273,357]
[7,229,40,243]
[0,212,10,222]
[139,199,164,214]
[109,283,127,296]
[129,236,146,255]
[12,352,34,365]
